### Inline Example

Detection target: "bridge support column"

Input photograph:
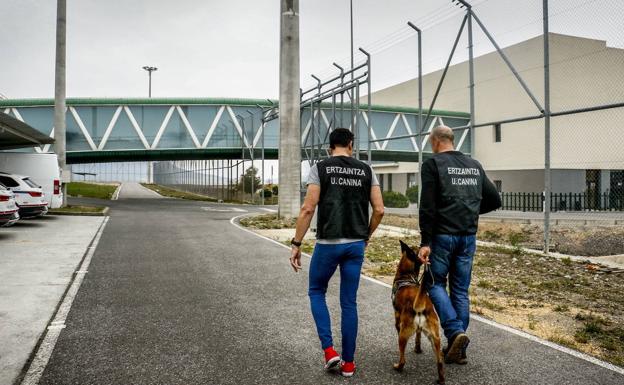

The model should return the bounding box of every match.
[278,0,301,218]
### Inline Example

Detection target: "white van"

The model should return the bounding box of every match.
[0,153,63,208]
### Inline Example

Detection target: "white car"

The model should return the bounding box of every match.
[0,173,48,218]
[0,153,64,208]
[0,182,19,227]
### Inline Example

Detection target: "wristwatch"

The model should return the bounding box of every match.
[290,238,302,247]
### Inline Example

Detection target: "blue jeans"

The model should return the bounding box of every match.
[425,234,476,342]
[308,241,365,362]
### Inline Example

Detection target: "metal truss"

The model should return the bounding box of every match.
[2,101,470,158]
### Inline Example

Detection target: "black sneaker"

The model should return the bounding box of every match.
[445,333,469,365]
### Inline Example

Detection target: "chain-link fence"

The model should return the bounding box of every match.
[152,159,276,205]
[298,0,623,253]
[70,162,149,183]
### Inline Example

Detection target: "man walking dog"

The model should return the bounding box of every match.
[289,128,385,377]
[418,125,501,365]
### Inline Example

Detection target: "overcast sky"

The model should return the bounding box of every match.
[1,0,620,100]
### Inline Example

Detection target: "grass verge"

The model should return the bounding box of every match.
[48,205,107,215]
[67,182,118,200]
[240,214,296,229]
[141,184,219,201]
[240,213,624,368]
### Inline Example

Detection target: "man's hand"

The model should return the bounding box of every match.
[290,246,302,272]
[418,246,431,264]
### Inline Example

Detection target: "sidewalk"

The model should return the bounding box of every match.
[0,215,105,385]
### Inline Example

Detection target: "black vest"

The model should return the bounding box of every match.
[433,151,484,235]
[316,156,372,240]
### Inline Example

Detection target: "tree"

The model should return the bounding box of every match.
[238,167,261,194]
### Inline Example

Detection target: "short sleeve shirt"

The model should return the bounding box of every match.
[307,164,379,186]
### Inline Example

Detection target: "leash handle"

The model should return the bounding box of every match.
[419,263,435,286]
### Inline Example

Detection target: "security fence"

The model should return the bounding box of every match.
[500,191,624,213]
[308,0,624,252]
[152,159,275,205]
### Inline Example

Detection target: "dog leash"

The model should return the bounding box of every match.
[418,263,435,286]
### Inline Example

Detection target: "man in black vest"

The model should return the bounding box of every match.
[289,128,385,377]
[418,125,501,365]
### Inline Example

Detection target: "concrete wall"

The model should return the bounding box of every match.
[486,169,586,193]
[371,34,624,172]
[485,170,544,193]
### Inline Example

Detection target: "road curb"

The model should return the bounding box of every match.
[111,184,122,200]
[47,206,109,216]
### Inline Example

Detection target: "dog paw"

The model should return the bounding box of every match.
[393,363,405,371]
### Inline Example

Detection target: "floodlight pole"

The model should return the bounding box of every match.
[279,0,301,218]
[142,66,158,98]
[142,65,157,183]
[54,0,68,207]
[543,0,551,254]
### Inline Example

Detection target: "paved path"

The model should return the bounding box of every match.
[0,215,104,385]
[34,198,622,384]
[118,182,163,199]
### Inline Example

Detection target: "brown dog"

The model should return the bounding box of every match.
[392,240,445,385]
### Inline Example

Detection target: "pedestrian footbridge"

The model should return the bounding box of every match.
[0,98,470,163]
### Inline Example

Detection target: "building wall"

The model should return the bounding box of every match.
[375,162,418,194]
[371,34,624,172]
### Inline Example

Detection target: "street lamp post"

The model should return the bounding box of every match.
[142,66,158,98]
[142,65,157,183]
[141,66,158,183]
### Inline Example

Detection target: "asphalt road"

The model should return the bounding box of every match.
[37,192,623,384]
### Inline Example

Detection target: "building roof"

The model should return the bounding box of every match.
[0,112,55,150]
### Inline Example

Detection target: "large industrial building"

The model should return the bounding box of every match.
[371,33,624,208]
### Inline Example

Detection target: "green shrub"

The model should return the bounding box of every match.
[271,185,278,195]
[382,191,410,208]
[262,188,273,198]
[405,185,419,203]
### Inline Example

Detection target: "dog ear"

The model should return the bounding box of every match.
[399,240,417,262]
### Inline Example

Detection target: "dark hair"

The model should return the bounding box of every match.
[329,128,354,149]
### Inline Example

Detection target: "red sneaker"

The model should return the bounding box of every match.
[323,347,340,370]
[340,361,356,377]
